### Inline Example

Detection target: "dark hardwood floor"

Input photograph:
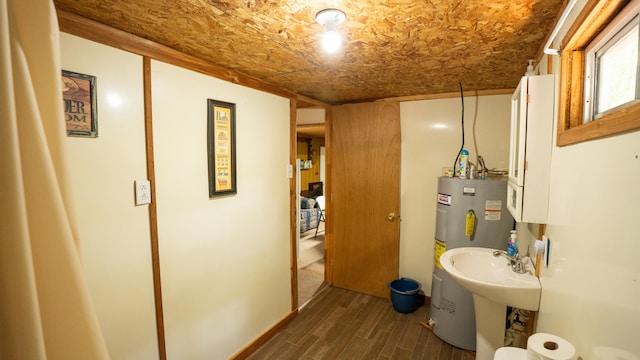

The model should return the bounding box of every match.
[248,285,475,360]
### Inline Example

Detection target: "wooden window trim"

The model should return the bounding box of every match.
[558,0,640,146]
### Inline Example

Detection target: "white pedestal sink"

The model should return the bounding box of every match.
[439,247,541,360]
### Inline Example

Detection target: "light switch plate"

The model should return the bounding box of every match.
[287,164,293,178]
[542,235,550,267]
[135,179,151,205]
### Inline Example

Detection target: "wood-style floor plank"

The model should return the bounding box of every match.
[247,286,475,360]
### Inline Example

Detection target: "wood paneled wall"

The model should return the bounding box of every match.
[297,137,324,193]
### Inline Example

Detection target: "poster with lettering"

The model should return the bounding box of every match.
[207,99,237,196]
[62,70,97,137]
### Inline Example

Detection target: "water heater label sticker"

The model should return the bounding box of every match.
[463,187,476,196]
[485,200,502,221]
[442,297,456,314]
[437,193,452,206]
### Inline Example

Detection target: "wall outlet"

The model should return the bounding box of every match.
[135,179,152,205]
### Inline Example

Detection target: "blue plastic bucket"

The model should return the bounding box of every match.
[388,278,421,314]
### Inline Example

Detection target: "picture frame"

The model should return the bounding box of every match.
[207,99,237,197]
[61,70,98,137]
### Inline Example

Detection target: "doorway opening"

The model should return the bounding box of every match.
[296,108,326,306]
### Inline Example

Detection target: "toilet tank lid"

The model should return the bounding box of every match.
[494,347,526,360]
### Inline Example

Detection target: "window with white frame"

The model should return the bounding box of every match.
[557,0,640,146]
[584,4,640,122]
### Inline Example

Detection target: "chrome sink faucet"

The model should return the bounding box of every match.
[477,155,488,179]
[493,250,527,274]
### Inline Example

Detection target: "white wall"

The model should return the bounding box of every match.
[150,61,291,359]
[540,132,640,359]
[62,34,292,359]
[297,108,325,124]
[399,95,511,292]
[61,34,159,359]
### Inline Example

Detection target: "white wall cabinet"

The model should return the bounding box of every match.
[507,74,555,223]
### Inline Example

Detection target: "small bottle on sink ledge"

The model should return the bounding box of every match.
[507,230,518,257]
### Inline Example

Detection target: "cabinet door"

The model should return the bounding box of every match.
[507,74,555,224]
[508,77,528,187]
[507,181,524,222]
[521,75,555,223]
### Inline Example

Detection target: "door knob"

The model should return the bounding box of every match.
[387,212,396,221]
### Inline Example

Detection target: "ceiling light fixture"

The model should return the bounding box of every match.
[315,8,346,53]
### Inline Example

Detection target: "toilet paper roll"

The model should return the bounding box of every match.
[527,333,576,360]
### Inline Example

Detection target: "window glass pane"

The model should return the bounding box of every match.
[595,24,639,115]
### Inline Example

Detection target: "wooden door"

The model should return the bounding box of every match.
[329,101,401,298]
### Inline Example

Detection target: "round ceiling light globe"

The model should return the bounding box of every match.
[322,31,342,53]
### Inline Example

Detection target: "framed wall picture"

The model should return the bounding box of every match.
[61,70,98,137]
[207,99,237,196]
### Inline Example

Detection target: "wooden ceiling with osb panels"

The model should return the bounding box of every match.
[53,0,566,106]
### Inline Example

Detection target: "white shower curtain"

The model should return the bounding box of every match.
[0,0,109,358]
